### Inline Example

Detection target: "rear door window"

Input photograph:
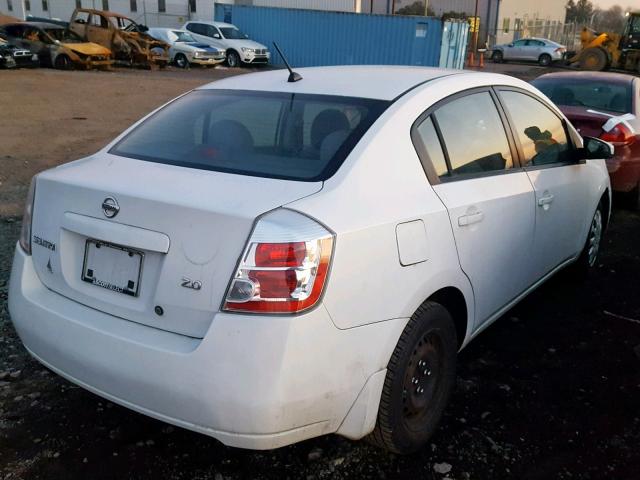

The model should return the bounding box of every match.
[500,90,570,166]
[110,90,389,181]
[414,116,449,178]
[433,92,513,177]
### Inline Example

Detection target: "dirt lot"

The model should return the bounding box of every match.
[1,65,639,480]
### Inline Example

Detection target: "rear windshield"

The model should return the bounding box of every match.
[110,90,389,181]
[532,78,632,114]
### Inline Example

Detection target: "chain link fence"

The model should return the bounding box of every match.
[485,19,581,50]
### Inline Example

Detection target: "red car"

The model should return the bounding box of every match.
[532,72,640,209]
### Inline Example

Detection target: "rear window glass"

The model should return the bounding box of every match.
[110,90,388,181]
[532,78,632,114]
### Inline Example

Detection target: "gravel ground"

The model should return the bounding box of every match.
[1,64,639,479]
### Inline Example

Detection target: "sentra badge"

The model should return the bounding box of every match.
[33,235,56,251]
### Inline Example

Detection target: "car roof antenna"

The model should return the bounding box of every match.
[273,42,302,83]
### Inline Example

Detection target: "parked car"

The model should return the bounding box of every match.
[0,22,112,69]
[182,20,269,67]
[147,28,225,68]
[69,8,169,69]
[533,71,640,209]
[9,66,611,454]
[0,32,39,69]
[492,37,566,66]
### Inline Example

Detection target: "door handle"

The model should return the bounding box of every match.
[537,194,555,207]
[458,211,484,226]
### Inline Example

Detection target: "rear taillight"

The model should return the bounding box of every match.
[600,123,637,146]
[223,209,334,314]
[19,176,37,255]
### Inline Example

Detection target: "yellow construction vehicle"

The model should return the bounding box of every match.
[569,11,640,72]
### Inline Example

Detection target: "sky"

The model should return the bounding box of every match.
[593,0,636,10]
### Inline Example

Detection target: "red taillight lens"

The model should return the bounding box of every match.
[223,210,334,314]
[600,123,636,146]
[249,269,298,298]
[255,242,306,267]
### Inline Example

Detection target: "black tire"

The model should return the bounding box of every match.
[174,53,188,69]
[491,50,503,63]
[368,301,457,454]
[538,53,552,67]
[579,47,608,71]
[54,54,72,70]
[227,50,241,68]
[627,184,640,211]
[572,201,605,276]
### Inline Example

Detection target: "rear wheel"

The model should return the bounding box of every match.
[54,54,72,70]
[492,50,503,63]
[368,301,457,454]
[579,47,608,71]
[572,202,605,276]
[538,53,552,66]
[175,53,188,69]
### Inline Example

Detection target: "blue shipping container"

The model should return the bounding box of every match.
[214,4,443,68]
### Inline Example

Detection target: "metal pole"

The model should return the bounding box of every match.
[473,0,479,53]
[424,0,428,16]
[391,0,395,14]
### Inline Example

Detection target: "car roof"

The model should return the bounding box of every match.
[150,27,187,33]
[187,20,236,28]
[534,71,636,85]
[200,65,467,100]
[75,8,130,18]
[9,21,63,29]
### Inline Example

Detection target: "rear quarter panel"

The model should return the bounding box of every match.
[287,74,489,339]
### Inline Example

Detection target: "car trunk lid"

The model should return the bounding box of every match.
[30,153,322,338]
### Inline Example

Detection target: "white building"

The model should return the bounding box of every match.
[495,0,567,44]
[1,0,219,27]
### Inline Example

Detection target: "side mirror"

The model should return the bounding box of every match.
[213,33,221,39]
[577,136,614,161]
[508,43,514,47]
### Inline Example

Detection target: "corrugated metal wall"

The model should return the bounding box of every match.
[214,4,443,67]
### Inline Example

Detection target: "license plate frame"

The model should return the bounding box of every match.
[81,239,144,297]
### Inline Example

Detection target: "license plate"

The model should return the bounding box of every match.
[81,240,143,297]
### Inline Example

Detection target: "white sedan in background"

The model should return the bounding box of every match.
[9,66,611,454]
[492,37,566,66]
[147,28,225,68]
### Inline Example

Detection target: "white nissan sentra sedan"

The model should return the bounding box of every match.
[9,66,612,454]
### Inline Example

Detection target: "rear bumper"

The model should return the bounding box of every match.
[9,246,403,449]
[606,151,640,193]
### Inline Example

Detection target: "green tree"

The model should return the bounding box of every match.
[396,1,434,16]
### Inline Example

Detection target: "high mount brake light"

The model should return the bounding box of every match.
[223,209,334,314]
[600,123,636,146]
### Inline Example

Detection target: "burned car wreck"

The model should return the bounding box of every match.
[1,22,112,70]
[0,32,39,69]
[70,9,169,68]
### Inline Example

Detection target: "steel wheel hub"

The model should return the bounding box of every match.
[587,209,602,267]
[402,332,443,430]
